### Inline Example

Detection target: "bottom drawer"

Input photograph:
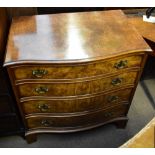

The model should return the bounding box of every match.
[26,104,128,129]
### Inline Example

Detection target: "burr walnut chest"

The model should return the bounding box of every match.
[4,10,152,143]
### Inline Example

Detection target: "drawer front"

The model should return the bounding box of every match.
[0,95,12,113]
[26,104,128,129]
[22,88,132,115]
[12,55,143,80]
[17,71,138,98]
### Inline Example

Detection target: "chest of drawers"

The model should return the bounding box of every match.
[4,10,152,143]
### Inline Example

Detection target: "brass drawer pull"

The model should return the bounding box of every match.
[111,78,122,86]
[114,60,128,69]
[32,69,48,78]
[35,87,48,94]
[38,103,50,112]
[108,96,119,102]
[41,120,53,127]
[104,112,113,117]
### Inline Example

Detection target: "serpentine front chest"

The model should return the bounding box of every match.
[4,10,152,143]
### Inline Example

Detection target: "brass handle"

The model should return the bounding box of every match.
[114,60,128,69]
[104,112,113,117]
[35,86,48,94]
[108,96,119,102]
[41,120,52,127]
[32,69,48,78]
[111,78,122,86]
[38,103,50,112]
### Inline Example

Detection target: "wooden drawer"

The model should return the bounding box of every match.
[22,88,132,115]
[26,104,128,129]
[12,55,143,81]
[17,71,138,98]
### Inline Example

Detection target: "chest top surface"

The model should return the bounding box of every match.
[4,10,152,66]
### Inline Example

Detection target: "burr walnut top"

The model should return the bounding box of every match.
[4,10,152,66]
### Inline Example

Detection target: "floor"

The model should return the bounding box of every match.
[0,79,154,148]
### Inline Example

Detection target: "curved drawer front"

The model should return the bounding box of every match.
[26,104,128,129]
[17,71,138,98]
[22,88,132,115]
[12,55,143,81]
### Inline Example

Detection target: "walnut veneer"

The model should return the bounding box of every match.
[4,10,152,143]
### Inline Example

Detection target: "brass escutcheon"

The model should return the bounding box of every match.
[111,78,123,86]
[32,69,48,78]
[41,120,52,127]
[38,103,50,112]
[35,86,49,94]
[114,60,128,69]
[108,95,119,102]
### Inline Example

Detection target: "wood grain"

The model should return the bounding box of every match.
[16,71,138,98]
[6,8,37,19]
[26,104,128,129]
[128,16,155,56]
[4,10,152,66]
[11,54,143,81]
[22,87,132,115]
[4,10,152,143]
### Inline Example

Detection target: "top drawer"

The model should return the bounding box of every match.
[11,55,143,81]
